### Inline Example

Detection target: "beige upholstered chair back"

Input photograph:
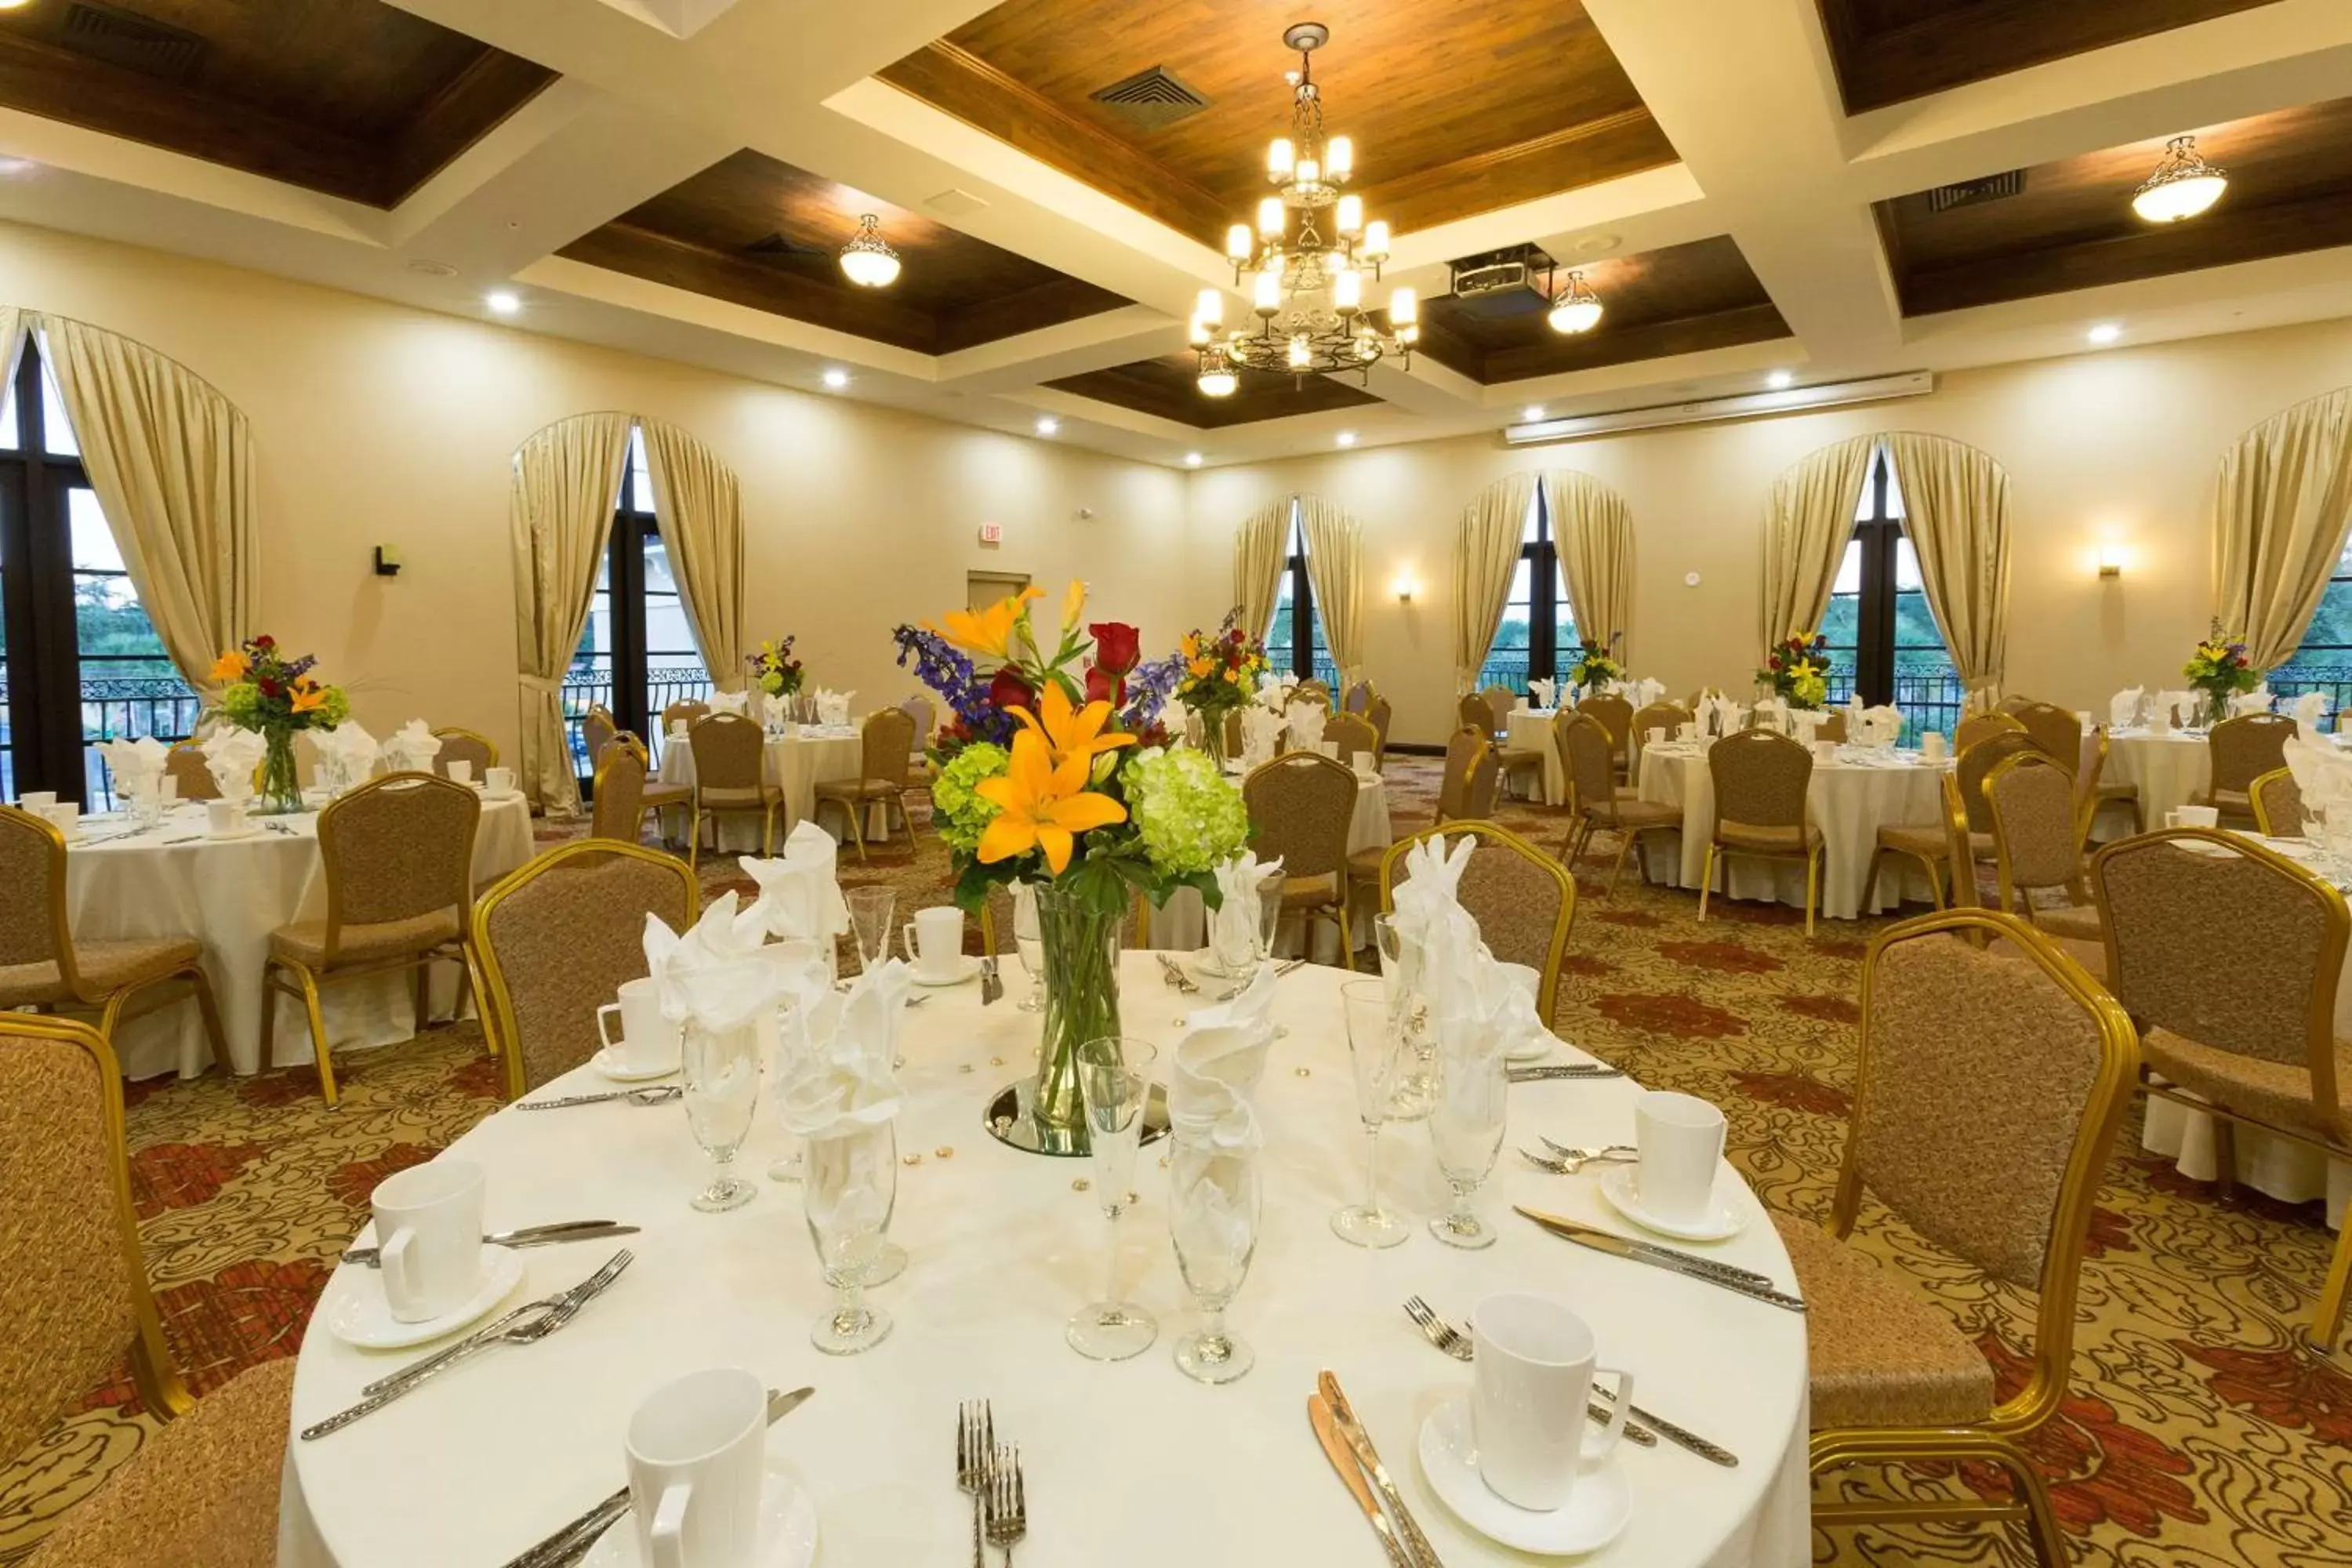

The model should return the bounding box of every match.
[1243,752,1358,882]
[1436,726,1488,822]
[2008,702,2083,770]
[2208,712,2295,797]
[1380,822,1575,1018]
[164,740,222,800]
[1577,694,1634,755]
[1479,685,1515,732]
[661,699,711,735]
[1363,695,1393,758]
[1846,915,2137,1291]
[1955,728,2042,833]
[1295,678,1333,711]
[590,737,650,841]
[1221,709,1243,757]
[583,706,620,771]
[690,713,766,795]
[1458,692,1497,737]
[1629,702,1688,749]
[1984,752,2081,891]
[1811,710,1847,743]
[2252,767,2304,837]
[431,728,497,779]
[1707,728,1811,833]
[318,773,480,938]
[0,806,67,971]
[1461,739,1501,818]
[1954,711,2024,753]
[1342,681,1374,714]
[1324,713,1379,764]
[476,842,699,1098]
[1940,773,1978,911]
[1995,695,2036,715]
[1557,713,1616,816]
[2092,829,2345,1076]
[898,694,935,742]
[861,707,917,788]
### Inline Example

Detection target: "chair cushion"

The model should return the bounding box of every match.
[269,909,459,969]
[1346,845,1388,882]
[1718,820,1821,854]
[0,938,203,1007]
[697,785,770,809]
[25,1358,294,1568]
[1594,800,1681,830]
[640,781,692,806]
[2093,782,2139,800]
[2030,902,2104,942]
[1772,1213,1993,1431]
[1877,825,1994,858]
[1279,871,1343,910]
[814,779,902,801]
[2141,1025,2352,1142]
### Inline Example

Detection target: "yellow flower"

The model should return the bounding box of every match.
[210,649,249,683]
[1010,681,1134,767]
[1225,668,1243,684]
[927,586,1044,659]
[975,731,1126,874]
[1181,633,1200,658]
[1059,578,1087,635]
[1188,657,1211,678]
[289,677,327,715]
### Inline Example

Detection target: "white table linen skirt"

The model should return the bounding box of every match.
[281,955,1809,1568]
[658,728,884,850]
[1505,708,1566,804]
[1634,746,1947,920]
[68,793,535,1080]
[2098,731,2211,840]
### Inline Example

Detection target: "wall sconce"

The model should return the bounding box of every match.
[1392,572,1418,603]
[2096,546,2125,579]
[374,545,403,578]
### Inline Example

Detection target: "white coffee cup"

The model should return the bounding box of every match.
[485,766,515,795]
[1316,740,1338,760]
[1634,1089,1726,1225]
[156,775,179,804]
[206,799,248,837]
[1471,1293,1635,1512]
[36,802,80,837]
[1676,722,1697,743]
[899,906,964,982]
[371,1159,485,1323]
[17,789,56,810]
[627,1367,768,1568]
[2176,804,2220,829]
[1645,727,1666,747]
[1920,731,1946,762]
[597,977,677,1072]
[1813,739,1839,763]
[1352,750,1373,775]
[446,759,475,786]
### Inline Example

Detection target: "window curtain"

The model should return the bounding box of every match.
[1883,432,2012,698]
[0,310,21,401]
[1542,470,1634,660]
[1232,499,1290,640]
[1296,495,1363,684]
[2212,387,2352,670]
[1759,434,1876,655]
[640,416,746,694]
[37,315,256,702]
[1454,473,1536,692]
[510,412,633,815]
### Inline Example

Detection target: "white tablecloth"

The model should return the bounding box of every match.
[1505,708,1566,804]
[2100,731,2210,839]
[1634,745,1947,920]
[67,793,535,1080]
[659,728,881,850]
[281,954,1809,1568]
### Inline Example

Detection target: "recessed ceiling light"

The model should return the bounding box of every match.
[821,368,849,390]
[485,290,521,316]
[2087,323,2122,345]
[1184,452,1203,466]
[1766,370,1794,390]
[1522,405,1546,423]
[1035,416,1059,437]
[1336,430,1358,448]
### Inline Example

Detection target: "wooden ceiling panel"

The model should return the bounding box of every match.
[1881,99,2352,317]
[0,0,554,207]
[1045,353,1383,428]
[881,0,1677,245]
[557,150,1131,355]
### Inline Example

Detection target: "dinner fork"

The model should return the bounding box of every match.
[515,1085,681,1112]
[1401,1298,1658,1450]
[1520,1142,1639,1174]
[1155,953,1199,994]
[956,1400,993,1568]
[986,1443,1026,1566]
[353,1249,633,1398]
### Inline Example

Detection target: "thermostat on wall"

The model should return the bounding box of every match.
[978,521,1004,546]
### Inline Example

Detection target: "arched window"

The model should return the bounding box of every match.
[568,424,712,774]
[1265,503,1336,685]
[1817,447,1960,739]
[2272,536,2352,717]
[1478,486,1580,691]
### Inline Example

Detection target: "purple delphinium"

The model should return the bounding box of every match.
[893,624,1016,746]
[1119,648,1187,733]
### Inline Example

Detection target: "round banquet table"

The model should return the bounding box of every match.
[659,727,884,851]
[1633,743,1946,920]
[66,792,535,1081]
[281,954,1811,1568]
[1504,709,1565,804]
[2096,730,2210,840]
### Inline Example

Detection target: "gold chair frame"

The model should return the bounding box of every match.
[2249,765,2303,837]
[1555,711,1676,896]
[1243,750,1360,963]
[815,706,918,862]
[685,713,782,871]
[1697,729,1824,936]
[429,725,499,775]
[1373,820,1576,1018]
[1984,750,2096,916]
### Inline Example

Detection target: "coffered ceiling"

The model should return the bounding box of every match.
[0,0,2347,468]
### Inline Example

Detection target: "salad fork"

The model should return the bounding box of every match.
[986,1443,1026,1566]
[1520,1143,1638,1174]
[956,1400,993,1568]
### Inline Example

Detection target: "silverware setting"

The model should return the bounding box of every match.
[1515,1208,1805,1312]
[1519,1210,1773,1287]
[957,1400,1025,1567]
[340,1220,637,1266]
[1155,953,1200,994]
[978,956,1004,1007]
[1206,956,1309,1003]
[1399,1297,1655,1449]
[1520,1142,1638,1174]
[300,1250,635,1440]
[1508,1063,1625,1083]
[516,1086,681,1112]
[1308,1393,1412,1567]
[985,1444,1027,1566]
[1318,1370,1445,1568]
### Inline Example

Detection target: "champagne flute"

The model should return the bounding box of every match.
[681,1022,761,1211]
[1333,980,1408,1248]
[1067,1037,1159,1360]
[1252,880,1289,1038]
[804,1120,898,1354]
[1168,1138,1261,1384]
[1372,915,1436,1122]
[1428,1044,1508,1248]
[845,886,895,976]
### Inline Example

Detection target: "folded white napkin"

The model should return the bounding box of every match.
[2111,688,2145,728]
[1632,677,1664,707]
[313,722,379,791]
[707,689,750,716]
[1387,832,1483,1015]
[815,688,854,727]
[2155,690,2198,728]
[1241,706,1287,766]
[2230,688,2275,716]
[642,893,786,1034]
[384,718,442,773]
[2295,691,2328,729]
[1254,673,1294,712]
[2283,735,2352,816]
[775,960,909,1138]
[1528,678,1556,710]
[201,731,264,800]
[1285,701,1327,753]
[1860,705,1904,746]
[1167,976,1277,1259]
[1437,951,1519,1094]
[1209,852,1283,974]
[98,736,169,795]
[740,820,853,942]
[759,691,791,729]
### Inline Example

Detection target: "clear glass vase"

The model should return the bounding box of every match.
[1031,881,1123,1153]
[256,728,305,815]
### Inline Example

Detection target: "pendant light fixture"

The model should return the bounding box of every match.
[1548,269,1603,335]
[2131,135,2227,224]
[839,214,902,288]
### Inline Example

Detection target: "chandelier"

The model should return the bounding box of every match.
[2131,135,2227,223]
[839,214,901,288]
[1190,23,1414,397]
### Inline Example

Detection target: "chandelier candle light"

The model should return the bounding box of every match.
[1192,23,1415,397]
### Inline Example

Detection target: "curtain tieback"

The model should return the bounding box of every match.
[517,674,565,695]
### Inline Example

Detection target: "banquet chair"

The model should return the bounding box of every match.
[1700,728,1824,935]
[2201,712,2295,826]
[684,713,781,869]
[1953,711,2024,753]
[1362,695,1394,769]
[1294,678,1334,710]
[0,806,227,1066]
[589,735,651,842]
[2007,700,2085,770]
[1995,694,2037,715]
[1493,713,1548,801]
[1983,752,2105,975]
[162,739,221,800]
[2089,828,2352,1352]
[2251,767,2304,836]
[1324,712,1380,769]
[1,1014,296,1568]
[1628,700,1689,753]
[1458,691,1500,739]
[1558,711,1680,895]
[814,706,918,861]
[898,695,936,756]
[1479,684,1515,733]
[1351,725,1490,888]
[660,699,711,745]
[583,704,619,772]
[1577,692,1635,780]
[1243,751,1359,964]
[473,840,699,1099]
[260,773,481,1106]
[1341,680,1374,714]
[430,726,497,780]
[1812,710,1848,743]
[1788,909,2135,1568]
[1376,821,1576,1018]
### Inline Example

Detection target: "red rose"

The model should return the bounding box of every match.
[988,667,1036,713]
[1088,621,1141,676]
[257,677,282,699]
[1085,666,1125,708]
[252,634,275,648]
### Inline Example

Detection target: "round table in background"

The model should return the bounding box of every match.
[281,955,1810,1568]
[659,727,884,850]
[1504,708,1566,804]
[2099,730,2210,839]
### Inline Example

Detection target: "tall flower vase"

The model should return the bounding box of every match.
[2203,691,2232,728]
[986,880,1124,1156]
[256,728,305,815]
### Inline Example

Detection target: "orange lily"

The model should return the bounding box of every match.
[927,586,1043,659]
[289,677,326,714]
[1010,681,1134,767]
[1058,578,1087,634]
[975,731,1126,874]
[210,648,249,683]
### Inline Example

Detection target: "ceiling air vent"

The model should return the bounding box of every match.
[1090,66,1209,131]
[1924,170,2025,212]
[60,2,207,82]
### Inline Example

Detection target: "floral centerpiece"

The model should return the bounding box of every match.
[747,636,804,699]
[2184,621,2259,726]
[209,635,348,813]
[1757,630,1832,710]
[895,584,1245,1152]
[1565,635,1624,692]
[1172,613,1272,764]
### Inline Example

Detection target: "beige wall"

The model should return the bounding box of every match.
[1191,319,2352,746]
[0,220,1200,761]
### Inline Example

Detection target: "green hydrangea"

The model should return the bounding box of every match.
[1123,746,1249,877]
[931,742,1010,855]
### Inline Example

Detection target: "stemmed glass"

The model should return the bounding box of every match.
[1067,1037,1159,1360]
[1168,1137,1261,1384]
[681,1022,762,1211]
[804,1120,898,1354]
[1372,916,1436,1121]
[1333,980,1409,1248]
[1428,1044,1508,1247]
[1013,884,1047,1013]
[845,887,895,977]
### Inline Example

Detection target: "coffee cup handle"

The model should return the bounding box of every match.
[649,1481,692,1568]
[902,922,919,964]
[1584,1367,1635,1461]
[379,1226,418,1316]
[596,1003,623,1052]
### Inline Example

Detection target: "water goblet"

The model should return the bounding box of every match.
[1067,1037,1159,1360]
[1013,884,1047,1013]
[1168,1139,1261,1384]
[1333,980,1409,1248]
[681,1022,761,1211]
[1428,1045,1508,1248]
[804,1120,898,1354]
[1371,915,1436,1121]
[845,886,895,975]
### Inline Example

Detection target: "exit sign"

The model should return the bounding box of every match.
[978,521,1004,546]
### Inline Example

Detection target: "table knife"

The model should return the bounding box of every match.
[1515,1207,1806,1312]
[1308,1395,1412,1568]
[1590,1384,1738,1468]
[1317,1370,1444,1568]
[1513,1210,1774,1287]
[1507,1064,1624,1083]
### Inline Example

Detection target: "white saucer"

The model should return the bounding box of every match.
[583,1458,818,1567]
[205,826,267,842]
[1505,1031,1557,1065]
[1597,1165,1747,1242]
[1418,1393,1631,1556]
[591,1048,680,1083]
[908,956,982,988]
[321,1247,526,1349]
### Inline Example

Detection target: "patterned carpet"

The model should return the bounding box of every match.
[3,760,2349,1566]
